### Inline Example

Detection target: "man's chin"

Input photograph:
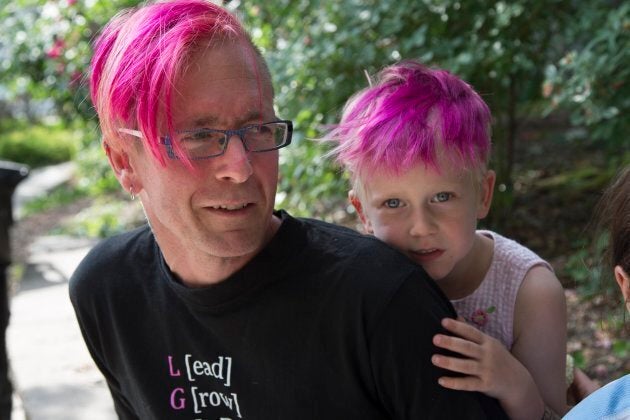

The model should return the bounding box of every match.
[201,230,267,259]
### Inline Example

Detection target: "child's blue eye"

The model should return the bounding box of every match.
[432,192,452,203]
[384,199,401,208]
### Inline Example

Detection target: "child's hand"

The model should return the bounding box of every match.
[432,317,544,420]
[431,317,523,396]
[567,367,600,404]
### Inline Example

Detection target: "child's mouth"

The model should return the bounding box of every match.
[409,248,444,263]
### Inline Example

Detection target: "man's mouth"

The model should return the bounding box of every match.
[208,203,251,211]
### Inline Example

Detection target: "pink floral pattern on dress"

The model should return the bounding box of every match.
[470,306,496,327]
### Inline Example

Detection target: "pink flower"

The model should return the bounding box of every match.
[471,309,488,327]
[67,0,78,5]
[46,46,61,59]
[46,39,65,59]
[470,306,496,327]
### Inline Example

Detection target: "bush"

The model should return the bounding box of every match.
[53,196,145,238]
[0,122,79,167]
[74,139,121,196]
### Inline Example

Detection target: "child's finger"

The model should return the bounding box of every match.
[437,375,485,392]
[441,317,484,344]
[431,353,480,376]
[433,333,481,359]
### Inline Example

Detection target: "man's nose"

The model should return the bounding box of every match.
[214,134,253,183]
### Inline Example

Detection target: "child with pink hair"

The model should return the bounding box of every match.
[325,60,568,419]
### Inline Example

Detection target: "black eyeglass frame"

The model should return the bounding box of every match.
[119,120,293,160]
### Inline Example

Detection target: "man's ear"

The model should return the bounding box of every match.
[103,140,125,175]
[477,169,496,219]
[614,265,630,311]
[349,190,373,234]
[103,140,140,193]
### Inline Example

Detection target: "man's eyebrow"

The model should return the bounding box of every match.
[187,111,265,129]
[189,116,219,128]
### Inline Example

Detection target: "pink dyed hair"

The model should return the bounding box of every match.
[90,0,268,165]
[325,60,492,180]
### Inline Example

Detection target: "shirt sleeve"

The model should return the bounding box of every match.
[368,273,509,419]
[69,262,140,420]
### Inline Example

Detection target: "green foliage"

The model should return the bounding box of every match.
[241,0,627,218]
[1,0,627,228]
[544,3,630,151]
[74,139,121,196]
[565,246,604,297]
[275,109,349,219]
[570,350,585,370]
[612,338,629,359]
[21,183,86,216]
[564,229,626,301]
[562,158,630,297]
[278,138,348,220]
[22,129,120,212]
[0,0,140,122]
[0,0,630,223]
[52,197,143,238]
[0,121,79,167]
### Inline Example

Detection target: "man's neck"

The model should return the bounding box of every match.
[173,252,255,287]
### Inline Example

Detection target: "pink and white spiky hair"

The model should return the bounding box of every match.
[325,60,492,182]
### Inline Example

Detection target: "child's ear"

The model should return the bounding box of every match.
[103,139,142,195]
[614,265,630,311]
[477,169,496,219]
[349,190,373,234]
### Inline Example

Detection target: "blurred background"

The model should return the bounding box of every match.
[0,0,628,404]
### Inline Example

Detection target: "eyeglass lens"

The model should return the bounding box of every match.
[169,122,289,159]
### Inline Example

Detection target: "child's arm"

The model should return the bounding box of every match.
[432,317,545,420]
[512,265,568,415]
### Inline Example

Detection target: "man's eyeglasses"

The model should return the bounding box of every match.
[119,120,293,160]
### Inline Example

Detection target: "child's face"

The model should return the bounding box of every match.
[351,163,494,281]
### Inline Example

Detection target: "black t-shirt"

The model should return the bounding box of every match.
[69,210,507,419]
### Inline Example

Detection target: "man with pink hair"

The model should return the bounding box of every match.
[69,1,507,418]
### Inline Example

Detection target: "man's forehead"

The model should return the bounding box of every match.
[185,58,258,80]
[168,38,273,128]
[182,110,265,129]
[184,37,257,75]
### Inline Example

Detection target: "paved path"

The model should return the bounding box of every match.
[12,162,76,221]
[6,163,116,419]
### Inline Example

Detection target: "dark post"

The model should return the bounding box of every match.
[0,161,29,420]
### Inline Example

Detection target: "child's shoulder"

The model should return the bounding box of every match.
[479,229,552,273]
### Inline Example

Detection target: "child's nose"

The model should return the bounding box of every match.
[408,208,437,237]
